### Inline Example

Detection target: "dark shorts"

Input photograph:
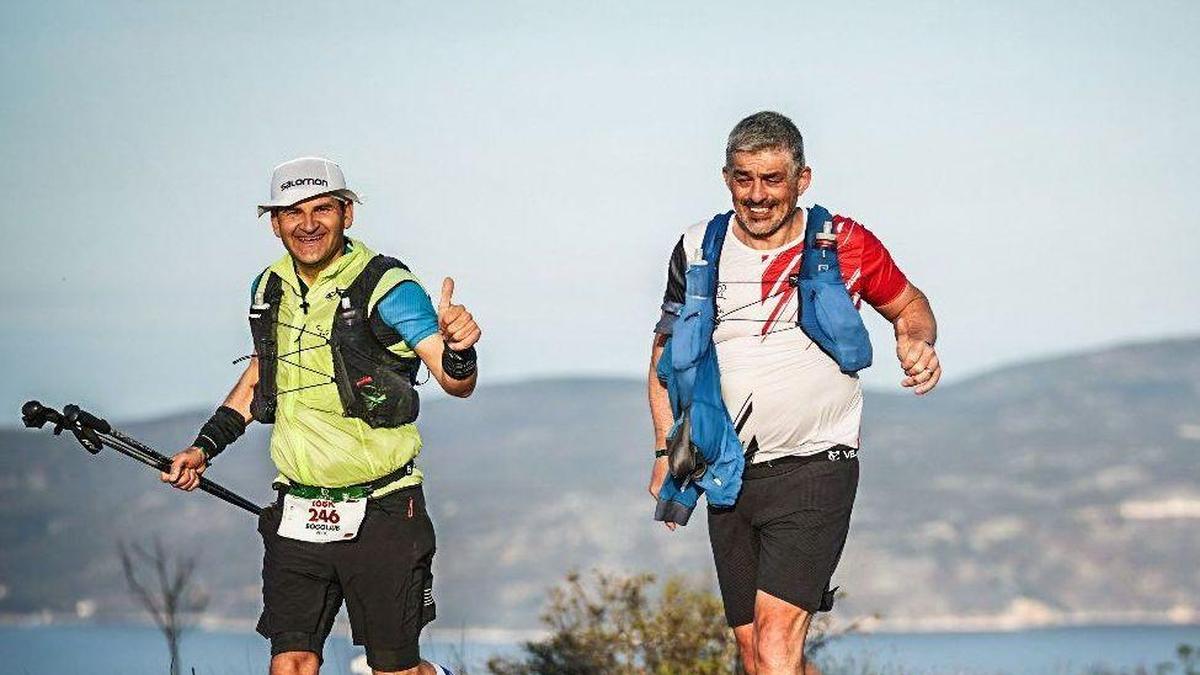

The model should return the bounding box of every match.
[256,484,437,672]
[707,447,859,627]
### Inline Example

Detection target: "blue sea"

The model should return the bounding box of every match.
[817,625,1200,674]
[0,624,511,675]
[0,623,1196,674]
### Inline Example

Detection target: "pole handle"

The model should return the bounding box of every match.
[20,400,63,429]
[62,404,112,434]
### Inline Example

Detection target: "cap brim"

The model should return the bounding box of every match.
[257,189,363,217]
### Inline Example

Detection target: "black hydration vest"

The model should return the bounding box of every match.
[248,255,422,429]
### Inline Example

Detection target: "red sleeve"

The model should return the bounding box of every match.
[833,215,909,308]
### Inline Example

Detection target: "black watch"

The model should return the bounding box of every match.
[655,448,668,458]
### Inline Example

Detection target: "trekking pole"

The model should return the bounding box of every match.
[21,400,262,516]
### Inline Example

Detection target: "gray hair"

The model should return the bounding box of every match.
[725,111,805,173]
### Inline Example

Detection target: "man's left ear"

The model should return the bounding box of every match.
[343,202,354,229]
[796,165,813,195]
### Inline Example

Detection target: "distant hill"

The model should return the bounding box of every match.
[1,337,1197,632]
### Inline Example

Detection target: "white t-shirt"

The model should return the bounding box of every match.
[675,212,863,462]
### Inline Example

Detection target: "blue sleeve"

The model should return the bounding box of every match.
[376,281,439,347]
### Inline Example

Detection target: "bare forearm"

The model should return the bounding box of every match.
[648,335,674,450]
[221,359,259,423]
[877,283,937,345]
[877,282,943,395]
[894,292,937,345]
[646,334,677,524]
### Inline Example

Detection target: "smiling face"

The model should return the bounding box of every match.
[270,195,353,280]
[723,147,812,243]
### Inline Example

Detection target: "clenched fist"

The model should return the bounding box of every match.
[160,447,207,491]
[896,334,941,395]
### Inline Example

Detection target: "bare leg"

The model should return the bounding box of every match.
[752,590,816,675]
[733,623,757,674]
[270,651,319,675]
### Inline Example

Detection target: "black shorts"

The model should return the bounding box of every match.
[256,484,437,672]
[707,447,859,627]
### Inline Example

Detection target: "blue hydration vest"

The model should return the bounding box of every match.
[654,206,872,525]
[798,205,873,373]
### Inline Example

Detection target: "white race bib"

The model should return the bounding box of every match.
[277,493,367,543]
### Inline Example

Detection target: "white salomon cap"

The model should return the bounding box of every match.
[257,156,363,217]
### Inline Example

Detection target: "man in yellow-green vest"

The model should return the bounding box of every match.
[161,157,478,675]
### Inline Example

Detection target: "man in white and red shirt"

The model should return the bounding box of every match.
[648,111,941,675]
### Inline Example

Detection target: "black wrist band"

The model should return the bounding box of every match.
[193,405,246,462]
[655,449,669,458]
[442,344,477,381]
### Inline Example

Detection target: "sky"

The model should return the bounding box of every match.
[1,1,1198,420]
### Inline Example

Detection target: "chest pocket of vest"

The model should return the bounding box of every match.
[330,294,420,428]
[798,277,873,374]
[796,205,873,374]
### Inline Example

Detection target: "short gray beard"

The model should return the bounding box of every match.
[735,206,799,241]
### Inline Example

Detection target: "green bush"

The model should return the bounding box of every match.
[484,570,873,675]
[486,570,737,675]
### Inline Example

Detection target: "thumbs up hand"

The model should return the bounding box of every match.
[437,277,481,351]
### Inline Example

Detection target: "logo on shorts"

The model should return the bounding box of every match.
[827,447,858,461]
[423,588,434,606]
[280,177,328,191]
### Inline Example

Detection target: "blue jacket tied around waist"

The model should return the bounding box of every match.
[654,206,872,525]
